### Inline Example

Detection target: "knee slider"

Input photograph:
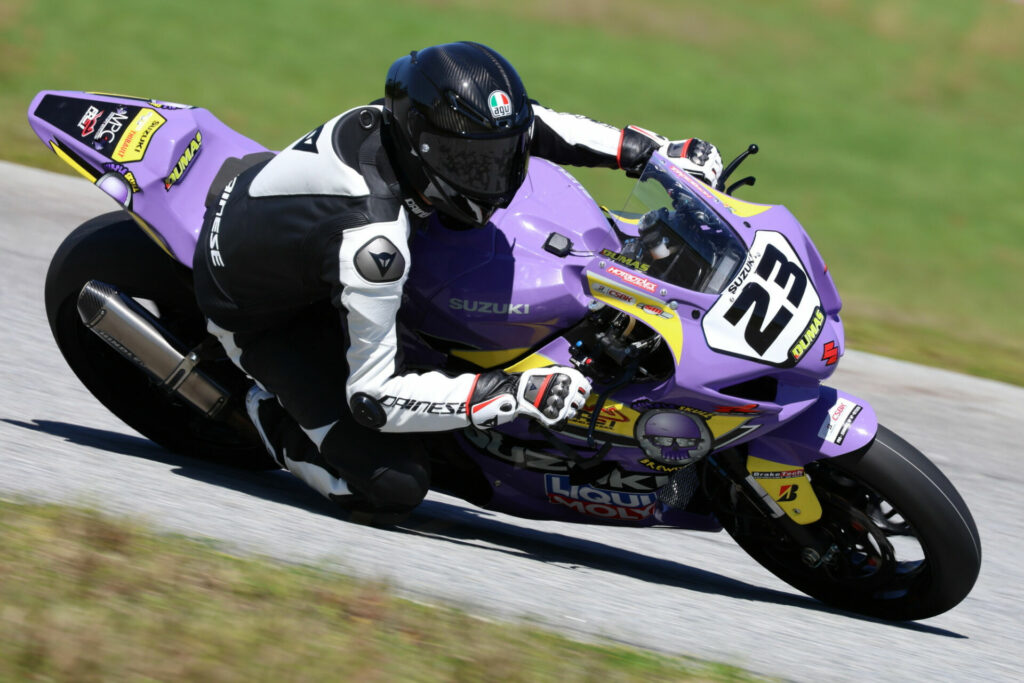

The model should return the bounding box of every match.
[366,464,429,512]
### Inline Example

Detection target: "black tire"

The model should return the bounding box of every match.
[44,212,276,470]
[708,425,981,620]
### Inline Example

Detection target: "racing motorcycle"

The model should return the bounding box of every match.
[28,90,981,621]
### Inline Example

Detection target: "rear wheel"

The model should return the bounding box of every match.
[44,212,274,469]
[707,426,981,620]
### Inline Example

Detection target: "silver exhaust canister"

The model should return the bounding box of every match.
[76,280,229,418]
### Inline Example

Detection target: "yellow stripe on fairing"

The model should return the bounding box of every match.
[586,273,684,362]
[705,186,772,217]
[503,352,555,373]
[49,140,97,182]
[450,347,531,369]
[128,212,177,260]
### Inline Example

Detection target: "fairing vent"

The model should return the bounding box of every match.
[719,376,779,403]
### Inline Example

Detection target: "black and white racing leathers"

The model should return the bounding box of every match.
[193,103,664,513]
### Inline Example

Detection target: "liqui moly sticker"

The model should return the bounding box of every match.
[606,266,658,293]
[819,397,862,445]
[544,474,658,521]
[488,90,513,119]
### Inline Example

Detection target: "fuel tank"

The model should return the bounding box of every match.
[402,159,619,369]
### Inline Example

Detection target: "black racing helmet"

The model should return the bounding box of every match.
[381,41,534,226]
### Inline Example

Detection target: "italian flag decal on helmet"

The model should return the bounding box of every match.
[488,90,512,119]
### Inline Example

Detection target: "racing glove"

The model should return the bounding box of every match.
[619,125,723,187]
[467,367,592,430]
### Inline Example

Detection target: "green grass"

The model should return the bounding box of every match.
[2,0,1022,384]
[0,500,762,682]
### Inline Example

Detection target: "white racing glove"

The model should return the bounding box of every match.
[468,366,592,429]
[619,125,723,187]
[662,137,723,188]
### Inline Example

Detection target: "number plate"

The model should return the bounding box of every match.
[703,231,823,366]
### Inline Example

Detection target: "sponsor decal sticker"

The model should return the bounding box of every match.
[164,131,202,190]
[590,282,636,305]
[634,409,712,467]
[487,90,513,119]
[789,306,826,362]
[111,108,166,163]
[545,474,659,521]
[94,107,129,143]
[449,299,531,315]
[750,469,805,479]
[726,252,759,296]
[819,397,862,445]
[822,340,840,366]
[77,105,104,137]
[606,265,658,293]
[637,302,673,319]
[600,248,650,272]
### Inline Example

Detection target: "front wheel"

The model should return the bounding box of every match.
[708,425,981,620]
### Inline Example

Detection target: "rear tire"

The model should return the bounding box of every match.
[708,425,981,620]
[44,212,275,470]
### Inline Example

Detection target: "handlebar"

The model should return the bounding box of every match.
[715,143,759,194]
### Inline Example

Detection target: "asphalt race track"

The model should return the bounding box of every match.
[2,161,1022,682]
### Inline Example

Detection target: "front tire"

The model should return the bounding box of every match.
[44,212,275,469]
[708,425,981,620]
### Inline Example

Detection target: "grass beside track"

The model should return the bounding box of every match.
[0,501,763,682]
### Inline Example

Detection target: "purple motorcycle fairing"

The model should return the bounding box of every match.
[401,159,616,359]
[27,89,879,529]
[404,154,878,526]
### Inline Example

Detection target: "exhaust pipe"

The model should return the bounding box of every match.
[76,280,229,418]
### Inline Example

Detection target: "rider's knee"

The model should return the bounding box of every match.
[366,464,429,512]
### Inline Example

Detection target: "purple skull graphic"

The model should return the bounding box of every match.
[635,409,712,466]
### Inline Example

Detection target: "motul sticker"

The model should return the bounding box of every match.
[488,90,512,119]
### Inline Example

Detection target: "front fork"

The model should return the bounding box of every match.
[706,379,881,570]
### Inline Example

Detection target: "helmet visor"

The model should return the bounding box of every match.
[418,129,531,200]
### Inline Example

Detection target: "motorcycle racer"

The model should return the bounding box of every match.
[192,41,723,522]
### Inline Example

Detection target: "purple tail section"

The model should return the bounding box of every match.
[27,90,268,266]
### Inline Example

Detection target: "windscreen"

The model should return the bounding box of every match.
[619,156,746,294]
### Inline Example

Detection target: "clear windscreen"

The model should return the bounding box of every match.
[618,155,747,294]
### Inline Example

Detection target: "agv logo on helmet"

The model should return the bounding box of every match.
[488,90,513,119]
